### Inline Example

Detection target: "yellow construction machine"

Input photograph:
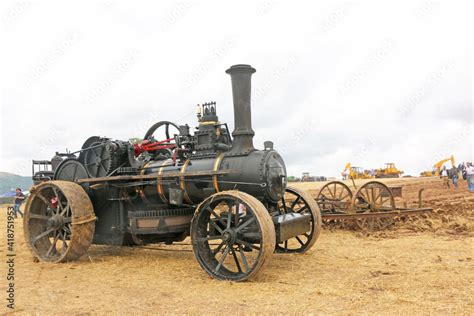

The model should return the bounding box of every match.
[420,155,455,177]
[341,163,373,179]
[375,163,404,178]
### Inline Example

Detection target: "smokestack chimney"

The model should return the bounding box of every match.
[226,64,256,154]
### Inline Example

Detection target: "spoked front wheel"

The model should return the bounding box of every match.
[23,181,96,263]
[276,186,322,253]
[191,191,275,281]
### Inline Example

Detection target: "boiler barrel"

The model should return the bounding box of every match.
[139,149,287,205]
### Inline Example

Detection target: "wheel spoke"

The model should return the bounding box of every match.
[235,239,261,251]
[339,193,349,201]
[36,192,54,209]
[295,205,308,214]
[337,187,345,199]
[208,208,226,227]
[226,210,232,229]
[46,233,60,257]
[240,232,260,239]
[239,247,250,272]
[234,203,240,227]
[29,214,50,220]
[52,187,60,199]
[214,246,230,273]
[62,224,72,235]
[374,189,383,203]
[33,228,55,244]
[59,231,68,252]
[197,235,223,242]
[290,196,300,211]
[209,220,224,235]
[295,236,305,246]
[365,188,371,203]
[60,203,70,216]
[230,248,242,273]
[234,216,255,233]
[212,241,225,256]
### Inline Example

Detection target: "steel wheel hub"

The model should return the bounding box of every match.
[47,214,65,230]
[223,229,237,245]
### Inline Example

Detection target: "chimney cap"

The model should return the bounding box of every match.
[225,64,256,74]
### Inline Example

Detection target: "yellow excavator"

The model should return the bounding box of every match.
[341,163,373,179]
[420,155,455,177]
[375,163,404,178]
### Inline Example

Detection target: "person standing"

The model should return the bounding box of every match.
[450,166,459,189]
[13,188,25,218]
[466,163,474,192]
[440,166,449,188]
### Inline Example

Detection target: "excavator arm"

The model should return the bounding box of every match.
[433,155,455,170]
[341,163,352,178]
[432,155,455,176]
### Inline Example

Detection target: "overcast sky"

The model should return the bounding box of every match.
[0,1,472,178]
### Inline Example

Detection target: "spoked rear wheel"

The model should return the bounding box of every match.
[276,187,322,253]
[191,191,275,281]
[23,181,96,263]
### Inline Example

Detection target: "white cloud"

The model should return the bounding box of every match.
[0,0,472,178]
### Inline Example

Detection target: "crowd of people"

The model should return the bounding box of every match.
[440,162,474,192]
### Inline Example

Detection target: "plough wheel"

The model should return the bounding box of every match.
[351,181,395,230]
[23,181,96,263]
[316,181,353,214]
[191,191,275,281]
[276,186,322,253]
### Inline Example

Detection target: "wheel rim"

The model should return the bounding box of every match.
[191,191,274,281]
[316,181,353,214]
[24,181,96,263]
[276,187,322,253]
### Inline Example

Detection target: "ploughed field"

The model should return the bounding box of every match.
[0,177,472,314]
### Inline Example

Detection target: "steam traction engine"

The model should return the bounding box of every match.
[24,64,321,281]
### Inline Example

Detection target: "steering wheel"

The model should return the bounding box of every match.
[142,121,180,157]
[144,121,179,141]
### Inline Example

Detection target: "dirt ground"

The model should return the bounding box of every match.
[0,177,473,315]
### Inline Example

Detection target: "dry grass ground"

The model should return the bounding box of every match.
[0,177,473,315]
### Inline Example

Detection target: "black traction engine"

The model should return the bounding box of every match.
[24,64,321,281]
